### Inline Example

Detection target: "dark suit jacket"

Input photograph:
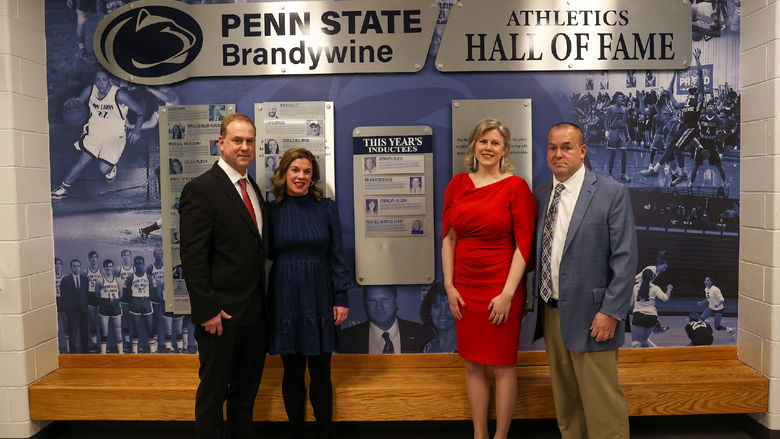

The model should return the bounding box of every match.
[59,273,89,313]
[337,318,434,353]
[533,168,637,352]
[179,162,269,326]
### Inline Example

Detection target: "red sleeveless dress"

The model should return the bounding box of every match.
[442,173,536,366]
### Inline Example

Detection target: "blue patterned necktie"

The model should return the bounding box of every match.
[381,332,394,353]
[540,183,565,303]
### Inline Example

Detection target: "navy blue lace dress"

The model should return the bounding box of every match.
[267,193,354,356]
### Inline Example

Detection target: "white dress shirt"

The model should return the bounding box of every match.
[217,158,262,236]
[368,319,400,354]
[547,165,586,300]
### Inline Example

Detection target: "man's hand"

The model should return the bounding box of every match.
[201,310,231,336]
[590,312,619,343]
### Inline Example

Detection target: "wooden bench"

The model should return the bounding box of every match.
[28,346,767,421]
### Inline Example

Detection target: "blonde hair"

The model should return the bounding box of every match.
[271,147,324,203]
[464,118,514,173]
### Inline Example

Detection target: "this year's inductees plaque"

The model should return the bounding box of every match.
[353,126,434,285]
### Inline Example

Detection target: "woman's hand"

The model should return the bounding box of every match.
[445,285,465,320]
[333,306,348,326]
[488,292,513,325]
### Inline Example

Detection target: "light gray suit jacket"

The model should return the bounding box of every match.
[533,168,637,352]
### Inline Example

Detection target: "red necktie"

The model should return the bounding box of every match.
[238,179,257,228]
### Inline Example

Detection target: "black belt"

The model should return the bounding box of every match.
[545,298,558,308]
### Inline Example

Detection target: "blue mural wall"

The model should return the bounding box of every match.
[46,0,741,354]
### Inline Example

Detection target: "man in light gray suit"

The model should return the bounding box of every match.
[533,122,637,439]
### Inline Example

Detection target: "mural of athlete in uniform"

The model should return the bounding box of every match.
[51,70,146,199]
[116,249,135,352]
[685,314,714,346]
[689,103,728,190]
[669,48,706,187]
[96,259,123,354]
[84,250,102,352]
[639,49,705,186]
[698,276,726,330]
[124,255,157,353]
[604,92,631,182]
[147,247,181,353]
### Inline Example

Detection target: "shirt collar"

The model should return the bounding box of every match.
[217,157,247,185]
[369,319,399,338]
[554,163,586,190]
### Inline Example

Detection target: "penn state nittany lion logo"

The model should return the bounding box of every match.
[95,2,202,80]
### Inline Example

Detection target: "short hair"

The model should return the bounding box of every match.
[271,147,324,203]
[121,249,131,256]
[419,282,447,328]
[55,257,63,264]
[363,285,398,301]
[134,256,145,264]
[464,118,514,174]
[70,259,80,267]
[220,112,256,138]
[88,250,98,259]
[102,259,114,268]
[549,122,584,146]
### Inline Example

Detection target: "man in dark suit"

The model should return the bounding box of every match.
[338,286,433,353]
[533,122,637,439]
[59,259,90,353]
[179,112,269,439]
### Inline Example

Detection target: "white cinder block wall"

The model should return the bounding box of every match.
[0,0,58,437]
[740,0,780,431]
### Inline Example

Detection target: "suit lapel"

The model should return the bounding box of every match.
[562,169,597,257]
[210,164,262,240]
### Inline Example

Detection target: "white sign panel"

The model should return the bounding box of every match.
[159,104,236,314]
[353,126,434,285]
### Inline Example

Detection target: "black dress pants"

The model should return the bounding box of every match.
[64,305,89,353]
[194,317,268,439]
[281,353,333,439]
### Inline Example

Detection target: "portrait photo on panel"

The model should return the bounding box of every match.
[169,123,185,139]
[209,140,220,156]
[169,158,184,175]
[365,198,378,215]
[307,120,322,136]
[409,176,423,193]
[265,138,280,155]
[208,104,225,121]
[364,156,377,174]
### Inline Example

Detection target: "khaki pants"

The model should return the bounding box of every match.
[543,304,629,439]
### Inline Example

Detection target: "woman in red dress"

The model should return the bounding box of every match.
[442,118,536,439]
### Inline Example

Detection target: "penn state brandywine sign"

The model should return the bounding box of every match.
[94,0,438,85]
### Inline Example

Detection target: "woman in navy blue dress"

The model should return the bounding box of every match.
[268,147,354,439]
